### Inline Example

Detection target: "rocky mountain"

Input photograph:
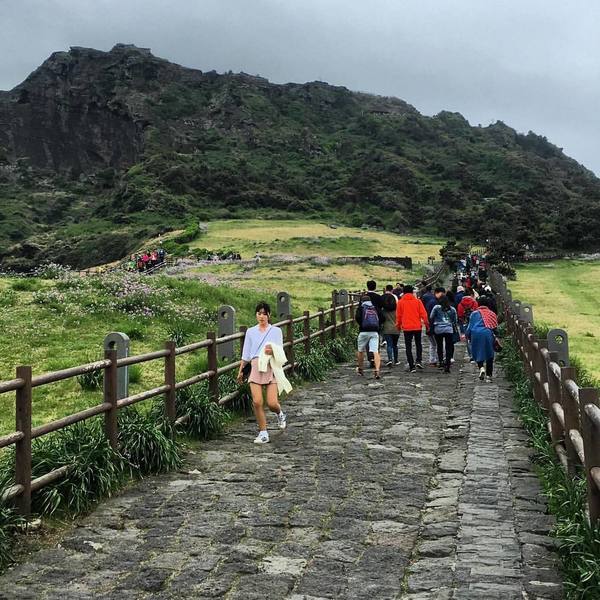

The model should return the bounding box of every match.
[1,44,599,269]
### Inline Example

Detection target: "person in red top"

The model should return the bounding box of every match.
[457,288,478,361]
[396,284,429,372]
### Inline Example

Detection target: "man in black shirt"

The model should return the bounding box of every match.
[365,280,382,368]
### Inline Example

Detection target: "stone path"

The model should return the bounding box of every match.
[0,344,563,599]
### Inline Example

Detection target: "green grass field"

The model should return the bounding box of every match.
[185,219,444,262]
[512,259,600,381]
[0,220,442,437]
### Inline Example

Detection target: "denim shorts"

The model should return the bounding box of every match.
[357,331,379,353]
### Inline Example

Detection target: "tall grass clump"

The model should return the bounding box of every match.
[500,337,600,599]
[171,384,231,440]
[0,420,128,516]
[294,329,356,381]
[118,408,182,474]
[0,500,25,569]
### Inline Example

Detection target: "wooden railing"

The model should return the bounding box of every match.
[490,269,600,525]
[0,298,359,516]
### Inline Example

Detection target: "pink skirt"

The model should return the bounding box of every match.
[248,357,275,385]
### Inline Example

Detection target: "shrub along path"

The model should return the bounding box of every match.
[0,344,563,599]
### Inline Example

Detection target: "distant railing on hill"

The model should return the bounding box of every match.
[0,292,359,516]
[489,269,600,525]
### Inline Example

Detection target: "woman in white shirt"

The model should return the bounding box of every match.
[237,302,287,444]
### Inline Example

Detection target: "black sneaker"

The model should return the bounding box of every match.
[415,363,424,370]
[410,368,417,373]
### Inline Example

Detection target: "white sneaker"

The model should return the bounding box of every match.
[253,432,269,444]
[277,412,287,430]
[479,367,485,381]
[485,376,493,383]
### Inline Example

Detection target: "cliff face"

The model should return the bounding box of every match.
[0,44,415,175]
[0,45,179,173]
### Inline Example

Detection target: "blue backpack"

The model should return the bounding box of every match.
[362,304,380,330]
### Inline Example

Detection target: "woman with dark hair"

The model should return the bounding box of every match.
[429,295,458,373]
[466,296,498,382]
[381,287,400,366]
[237,302,288,444]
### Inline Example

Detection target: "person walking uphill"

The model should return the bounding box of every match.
[355,294,383,379]
[237,302,291,444]
[381,288,400,366]
[430,296,458,373]
[420,285,438,366]
[466,296,498,383]
[396,285,429,372]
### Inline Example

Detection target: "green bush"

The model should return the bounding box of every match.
[0,289,16,308]
[10,278,40,292]
[174,221,202,244]
[500,338,600,599]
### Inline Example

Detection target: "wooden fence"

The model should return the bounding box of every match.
[490,269,600,525]
[0,296,360,516]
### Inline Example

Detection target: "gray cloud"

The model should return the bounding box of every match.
[1,0,598,173]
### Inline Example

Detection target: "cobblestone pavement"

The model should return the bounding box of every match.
[0,344,563,599]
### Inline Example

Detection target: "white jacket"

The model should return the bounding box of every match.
[258,342,293,394]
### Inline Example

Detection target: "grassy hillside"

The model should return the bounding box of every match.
[0,220,437,435]
[511,260,600,380]
[2,45,600,271]
[168,220,436,309]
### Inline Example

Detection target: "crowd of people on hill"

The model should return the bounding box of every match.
[126,248,167,272]
[355,253,499,383]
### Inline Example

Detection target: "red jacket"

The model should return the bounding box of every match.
[396,293,429,331]
[457,296,478,320]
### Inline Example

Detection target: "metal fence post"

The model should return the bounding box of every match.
[303,311,311,354]
[580,388,600,525]
[207,332,219,403]
[15,365,32,516]
[104,348,119,450]
[164,341,177,423]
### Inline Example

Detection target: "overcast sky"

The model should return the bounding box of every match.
[1,0,598,174]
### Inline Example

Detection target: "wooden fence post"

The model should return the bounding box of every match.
[15,365,32,516]
[560,366,579,476]
[207,332,219,403]
[580,387,600,525]
[547,351,563,446]
[164,341,177,423]
[303,311,311,354]
[340,303,347,337]
[239,325,248,360]
[285,316,295,375]
[331,304,337,340]
[103,349,118,450]
[318,309,325,345]
[537,340,549,409]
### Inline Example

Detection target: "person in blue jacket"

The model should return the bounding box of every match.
[466,296,498,383]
